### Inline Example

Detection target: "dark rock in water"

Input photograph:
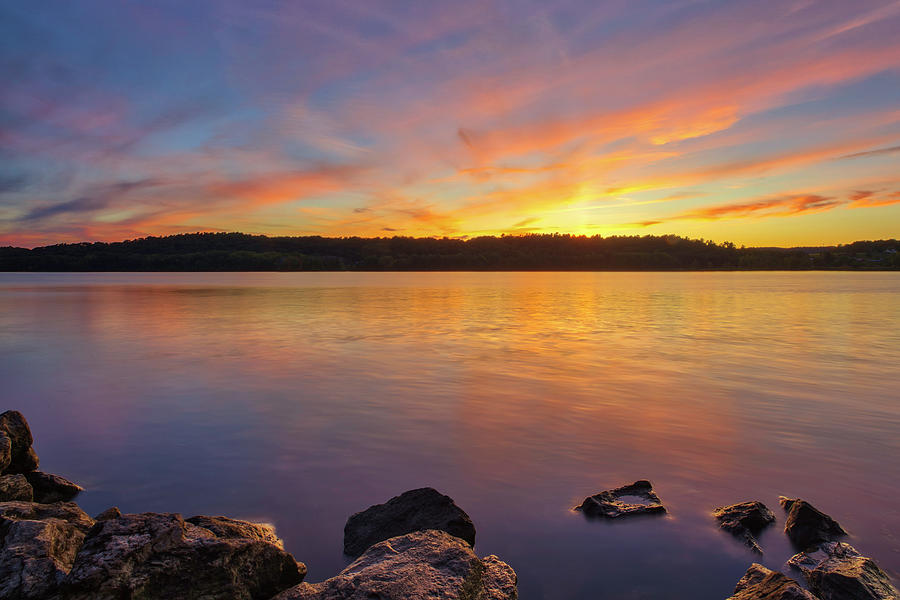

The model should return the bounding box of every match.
[94,506,122,521]
[0,410,39,474]
[727,563,819,600]
[713,501,776,554]
[788,541,898,600]
[187,515,286,549]
[343,487,476,557]
[24,471,83,503]
[62,511,305,600]
[0,474,34,502]
[0,501,95,599]
[779,496,847,549]
[575,480,666,518]
[275,530,517,600]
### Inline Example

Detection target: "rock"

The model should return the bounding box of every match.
[343,487,476,557]
[0,501,95,533]
[0,410,39,474]
[275,530,517,600]
[779,497,847,549]
[94,506,122,521]
[0,473,34,501]
[0,501,95,599]
[187,515,285,549]
[61,511,305,600]
[0,432,10,473]
[713,501,776,554]
[788,541,898,600]
[727,563,820,599]
[24,471,83,503]
[575,480,666,518]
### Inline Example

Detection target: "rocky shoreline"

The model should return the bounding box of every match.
[2,411,897,599]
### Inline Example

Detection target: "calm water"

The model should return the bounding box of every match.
[1,272,898,599]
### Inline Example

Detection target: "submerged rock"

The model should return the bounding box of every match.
[779,497,847,549]
[0,474,34,502]
[713,501,776,554]
[727,563,819,600]
[788,541,898,600]
[0,411,39,474]
[24,471,83,503]
[61,511,305,600]
[343,487,476,557]
[0,501,95,599]
[575,480,666,518]
[275,530,517,600]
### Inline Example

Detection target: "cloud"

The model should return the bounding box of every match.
[839,144,900,160]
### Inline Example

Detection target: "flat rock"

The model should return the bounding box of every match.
[0,500,95,599]
[727,563,819,600]
[24,471,83,503]
[187,515,285,549]
[788,541,898,600]
[0,411,39,474]
[343,487,476,557]
[275,530,517,600]
[0,473,34,502]
[779,497,847,550]
[575,480,666,518]
[713,501,776,554]
[61,511,305,600]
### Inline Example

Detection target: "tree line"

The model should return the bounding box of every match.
[1,233,898,271]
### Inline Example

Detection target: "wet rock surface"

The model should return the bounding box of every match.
[24,471,83,503]
[343,487,476,557]
[61,511,306,600]
[779,497,847,550]
[575,480,666,518]
[788,541,899,600]
[727,563,819,600]
[713,501,776,554]
[276,530,517,600]
[0,474,33,502]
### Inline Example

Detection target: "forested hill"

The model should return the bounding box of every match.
[1,233,898,271]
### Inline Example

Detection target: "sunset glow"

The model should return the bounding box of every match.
[2,1,899,247]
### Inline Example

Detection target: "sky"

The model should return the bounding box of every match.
[1,0,899,248]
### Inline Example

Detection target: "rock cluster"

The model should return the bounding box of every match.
[575,480,667,518]
[343,487,476,557]
[713,501,776,554]
[727,563,819,600]
[0,410,83,504]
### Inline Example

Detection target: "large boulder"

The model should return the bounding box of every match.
[0,411,39,474]
[275,530,517,600]
[779,497,846,549]
[343,488,476,557]
[575,480,666,519]
[727,563,819,599]
[713,501,776,554]
[0,432,10,473]
[0,474,34,502]
[787,541,898,600]
[23,471,83,503]
[61,511,305,600]
[0,501,95,599]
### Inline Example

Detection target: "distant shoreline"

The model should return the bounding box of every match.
[2,232,898,272]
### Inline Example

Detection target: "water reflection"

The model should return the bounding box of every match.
[1,272,898,599]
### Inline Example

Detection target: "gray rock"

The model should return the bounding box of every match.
[61,511,305,600]
[187,515,285,549]
[24,471,83,503]
[575,480,666,518]
[0,473,34,502]
[727,563,819,599]
[343,488,476,557]
[779,497,847,550]
[0,501,95,599]
[0,411,38,474]
[788,541,898,600]
[713,501,776,554]
[275,530,517,600]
